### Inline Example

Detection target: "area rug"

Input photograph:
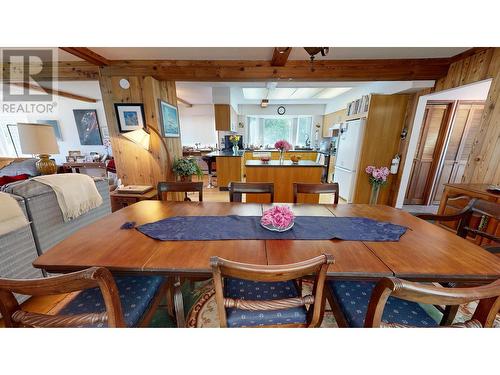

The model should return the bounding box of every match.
[184,280,500,328]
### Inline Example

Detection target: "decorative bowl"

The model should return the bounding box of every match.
[261,221,294,232]
[260,157,271,163]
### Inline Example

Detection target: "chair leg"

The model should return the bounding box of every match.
[173,276,186,328]
[325,286,349,328]
[440,305,459,326]
[165,277,175,318]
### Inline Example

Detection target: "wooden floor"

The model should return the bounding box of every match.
[0,174,343,327]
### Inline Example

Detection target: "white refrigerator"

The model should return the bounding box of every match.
[333,119,365,203]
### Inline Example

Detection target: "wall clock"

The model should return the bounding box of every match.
[277,106,286,115]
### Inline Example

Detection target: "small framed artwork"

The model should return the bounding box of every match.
[114,103,146,132]
[37,120,63,141]
[159,100,180,137]
[73,109,103,145]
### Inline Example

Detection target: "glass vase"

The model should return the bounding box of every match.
[232,145,239,155]
[369,184,381,205]
[279,150,285,164]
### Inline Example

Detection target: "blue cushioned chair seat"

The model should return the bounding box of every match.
[224,278,307,327]
[327,280,439,327]
[59,276,164,327]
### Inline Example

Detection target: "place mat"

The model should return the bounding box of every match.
[136,215,407,241]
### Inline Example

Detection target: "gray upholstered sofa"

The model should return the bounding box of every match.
[0,194,44,304]
[3,178,111,255]
[0,178,111,305]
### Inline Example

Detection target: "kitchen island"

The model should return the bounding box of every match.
[206,150,244,190]
[245,160,324,203]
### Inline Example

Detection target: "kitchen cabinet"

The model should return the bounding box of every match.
[322,109,346,137]
[214,104,238,131]
[352,94,410,205]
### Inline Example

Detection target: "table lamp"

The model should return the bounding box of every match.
[122,126,168,154]
[17,123,60,175]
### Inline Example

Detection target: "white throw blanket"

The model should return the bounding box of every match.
[33,174,103,222]
[0,192,29,236]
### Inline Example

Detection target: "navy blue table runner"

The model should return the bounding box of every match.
[136,216,406,242]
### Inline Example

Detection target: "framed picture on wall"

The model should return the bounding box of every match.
[114,103,146,132]
[36,120,63,141]
[159,99,180,137]
[73,109,103,145]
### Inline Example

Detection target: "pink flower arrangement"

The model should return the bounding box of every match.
[365,165,390,185]
[274,139,292,151]
[261,205,295,229]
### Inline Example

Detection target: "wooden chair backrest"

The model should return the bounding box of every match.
[293,182,339,204]
[364,277,500,328]
[228,182,274,203]
[157,181,204,202]
[457,199,500,244]
[210,254,334,327]
[0,267,125,328]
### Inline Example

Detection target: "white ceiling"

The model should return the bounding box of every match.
[176,80,436,106]
[59,47,470,61]
[242,87,352,100]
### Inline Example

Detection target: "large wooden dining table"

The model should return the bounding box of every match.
[33,201,500,327]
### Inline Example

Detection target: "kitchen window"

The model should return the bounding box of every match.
[246,116,313,148]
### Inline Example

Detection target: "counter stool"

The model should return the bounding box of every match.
[202,155,217,188]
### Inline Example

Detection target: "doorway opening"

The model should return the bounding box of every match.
[396,79,492,211]
[404,100,485,207]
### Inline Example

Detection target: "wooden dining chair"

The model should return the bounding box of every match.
[416,198,500,325]
[157,181,204,202]
[210,254,334,327]
[0,267,167,328]
[293,182,339,204]
[228,182,274,203]
[417,198,500,251]
[326,277,500,328]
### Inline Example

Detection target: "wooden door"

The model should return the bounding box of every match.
[404,103,451,205]
[432,102,484,203]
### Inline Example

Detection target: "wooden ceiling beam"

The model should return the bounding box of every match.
[8,49,492,82]
[59,47,110,66]
[101,58,452,81]
[9,82,98,102]
[271,47,292,66]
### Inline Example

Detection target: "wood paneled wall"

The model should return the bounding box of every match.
[432,48,499,184]
[98,73,182,187]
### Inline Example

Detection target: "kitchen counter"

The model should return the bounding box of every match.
[245,160,324,203]
[206,150,244,157]
[245,160,324,167]
[207,150,320,157]
[248,149,318,153]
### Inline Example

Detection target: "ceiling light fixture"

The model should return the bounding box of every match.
[303,47,330,72]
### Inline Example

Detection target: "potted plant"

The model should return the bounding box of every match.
[172,157,203,182]
[365,165,390,204]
